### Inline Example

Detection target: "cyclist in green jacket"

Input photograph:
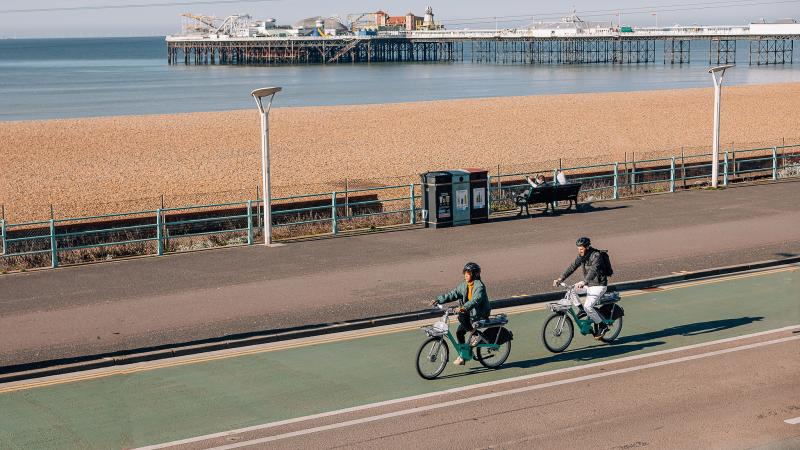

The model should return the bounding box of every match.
[430,262,491,365]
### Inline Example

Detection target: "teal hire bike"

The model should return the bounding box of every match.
[416,305,513,380]
[542,283,625,353]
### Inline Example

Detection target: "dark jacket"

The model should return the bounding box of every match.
[561,248,607,287]
[436,279,491,321]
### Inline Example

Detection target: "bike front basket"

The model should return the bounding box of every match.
[549,300,571,312]
[424,321,449,337]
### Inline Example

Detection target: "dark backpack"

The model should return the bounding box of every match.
[598,249,614,277]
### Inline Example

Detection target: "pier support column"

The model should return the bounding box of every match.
[749,38,793,65]
[710,39,736,65]
[664,39,691,64]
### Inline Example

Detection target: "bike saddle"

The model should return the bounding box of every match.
[596,291,621,305]
[473,314,508,328]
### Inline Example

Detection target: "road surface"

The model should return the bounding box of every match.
[0,266,798,449]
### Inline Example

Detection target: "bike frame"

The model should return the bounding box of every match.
[554,287,616,336]
[425,308,502,361]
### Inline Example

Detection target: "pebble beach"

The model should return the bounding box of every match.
[1,82,799,223]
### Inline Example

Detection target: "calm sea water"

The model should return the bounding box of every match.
[0,36,798,121]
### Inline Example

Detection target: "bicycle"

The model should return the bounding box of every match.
[416,305,513,380]
[541,283,624,353]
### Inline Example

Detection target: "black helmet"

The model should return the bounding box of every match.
[576,237,591,247]
[463,262,481,279]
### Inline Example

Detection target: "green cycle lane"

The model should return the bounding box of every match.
[1,268,798,449]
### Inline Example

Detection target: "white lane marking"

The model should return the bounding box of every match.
[207,335,800,449]
[135,324,800,450]
[785,416,800,425]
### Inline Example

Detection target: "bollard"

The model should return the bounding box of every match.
[331,192,338,235]
[156,209,163,256]
[772,146,778,180]
[49,219,58,268]
[723,152,729,186]
[613,163,619,200]
[246,200,253,245]
[409,184,416,225]
[670,157,676,192]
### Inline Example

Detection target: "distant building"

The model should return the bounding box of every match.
[349,8,443,32]
[293,17,350,36]
[749,18,800,35]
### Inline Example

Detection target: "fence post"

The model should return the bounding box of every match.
[552,169,559,207]
[49,219,58,268]
[613,163,619,200]
[670,157,676,192]
[246,200,253,245]
[772,146,778,180]
[723,152,729,186]
[0,219,6,256]
[496,164,502,196]
[156,208,163,256]
[331,192,338,235]
[409,184,416,225]
[487,175,492,214]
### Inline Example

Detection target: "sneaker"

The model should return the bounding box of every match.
[469,334,482,347]
[594,323,609,340]
[577,305,587,319]
[453,356,465,366]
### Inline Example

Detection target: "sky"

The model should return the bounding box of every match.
[0,0,797,38]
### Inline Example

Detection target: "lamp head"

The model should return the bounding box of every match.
[251,87,282,113]
[707,64,734,74]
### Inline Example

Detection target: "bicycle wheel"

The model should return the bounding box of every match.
[542,313,574,353]
[416,337,449,380]
[601,317,623,343]
[476,328,512,369]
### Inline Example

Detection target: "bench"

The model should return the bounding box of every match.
[514,182,582,216]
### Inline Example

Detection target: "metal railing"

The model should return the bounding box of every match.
[1,145,798,270]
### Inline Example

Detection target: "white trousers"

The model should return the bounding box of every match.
[573,285,607,324]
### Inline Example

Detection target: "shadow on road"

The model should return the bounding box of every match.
[436,341,664,379]
[437,316,765,380]
[492,203,629,223]
[614,316,764,345]
[504,340,664,370]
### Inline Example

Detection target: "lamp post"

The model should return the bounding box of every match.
[251,86,282,245]
[708,65,733,188]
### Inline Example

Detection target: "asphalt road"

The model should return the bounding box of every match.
[1,181,799,367]
[224,331,800,450]
[1,267,798,449]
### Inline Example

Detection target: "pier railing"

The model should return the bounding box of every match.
[2,143,799,271]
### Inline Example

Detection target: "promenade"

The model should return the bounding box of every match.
[1,180,799,368]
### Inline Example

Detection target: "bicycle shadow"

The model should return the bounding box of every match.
[613,316,764,346]
[504,340,664,370]
[431,316,764,380]
[437,340,663,379]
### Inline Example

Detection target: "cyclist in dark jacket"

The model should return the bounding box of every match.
[553,237,609,338]
[431,262,491,365]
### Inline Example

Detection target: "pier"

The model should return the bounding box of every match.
[166,26,800,66]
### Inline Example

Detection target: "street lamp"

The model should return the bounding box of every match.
[708,65,733,188]
[251,86,282,245]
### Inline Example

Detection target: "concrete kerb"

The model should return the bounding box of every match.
[2,255,799,384]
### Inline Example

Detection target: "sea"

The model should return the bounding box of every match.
[0,36,798,121]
